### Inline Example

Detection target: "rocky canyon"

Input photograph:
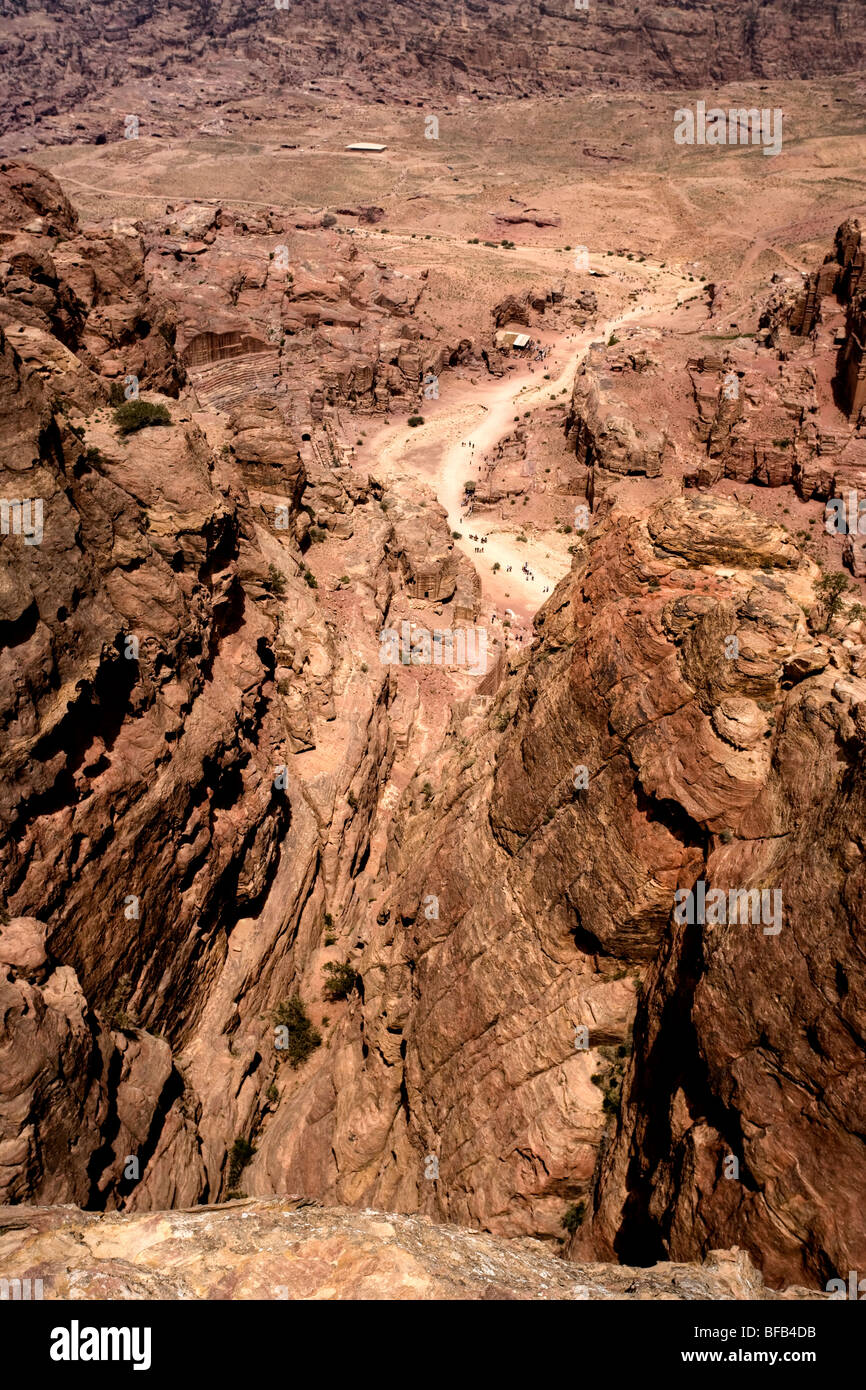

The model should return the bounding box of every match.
[0,0,865,1319]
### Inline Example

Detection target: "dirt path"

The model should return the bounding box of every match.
[52,168,695,620]
[370,255,697,624]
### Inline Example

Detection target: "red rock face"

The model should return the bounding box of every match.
[140,203,472,425]
[0,157,488,1214]
[559,504,866,1289]
[2,1,866,147]
[0,160,299,1206]
[353,480,866,1291]
[1,149,865,1297]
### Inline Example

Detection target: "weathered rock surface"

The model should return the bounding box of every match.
[0,159,495,1223]
[1,154,864,1302]
[0,1199,821,1300]
[142,201,493,423]
[2,1,866,149]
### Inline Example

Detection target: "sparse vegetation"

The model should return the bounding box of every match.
[591,1041,632,1116]
[322,959,360,1002]
[104,973,135,1031]
[273,995,322,1069]
[562,1201,586,1235]
[267,564,287,596]
[226,1136,256,1194]
[113,400,171,436]
[815,571,852,631]
[408,415,425,427]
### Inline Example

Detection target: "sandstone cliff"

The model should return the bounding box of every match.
[1,158,865,1298]
[3,1,866,149]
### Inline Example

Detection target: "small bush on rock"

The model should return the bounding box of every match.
[273,995,322,1069]
[113,400,171,436]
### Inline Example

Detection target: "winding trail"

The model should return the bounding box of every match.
[370,254,699,623]
[54,166,697,622]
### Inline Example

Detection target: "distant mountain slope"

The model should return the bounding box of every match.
[1,0,865,141]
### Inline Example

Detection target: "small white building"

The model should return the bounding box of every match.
[345,143,387,153]
[495,330,533,352]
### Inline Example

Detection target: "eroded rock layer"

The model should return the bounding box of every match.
[0,1199,821,1301]
[1,157,865,1298]
[2,0,866,147]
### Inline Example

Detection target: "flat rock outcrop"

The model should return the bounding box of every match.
[0,1199,821,1301]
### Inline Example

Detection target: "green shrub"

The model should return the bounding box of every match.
[113,400,171,436]
[591,1041,632,1115]
[322,960,360,1002]
[815,571,851,631]
[273,995,322,1069]
[227,1136,256,1193]
[562,1201,586,1235]
[408,415,425,427]
[267,564,287,596]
